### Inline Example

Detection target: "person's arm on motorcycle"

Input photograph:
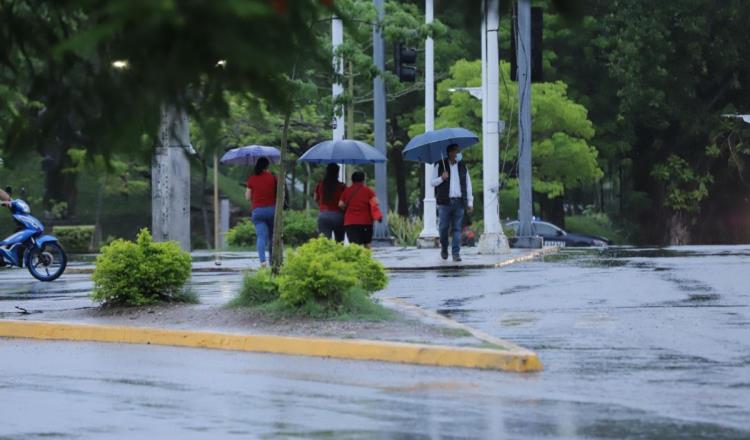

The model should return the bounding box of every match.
[0,187,10,206]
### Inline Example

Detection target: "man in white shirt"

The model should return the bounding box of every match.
[431,144,473,261]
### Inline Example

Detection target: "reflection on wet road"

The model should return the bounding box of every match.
[1,246,749,438]
[381,246,750,438]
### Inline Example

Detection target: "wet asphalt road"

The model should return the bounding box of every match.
[1,246,749,439]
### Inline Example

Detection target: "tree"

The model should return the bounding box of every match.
[1,0,334,218]
[428,59,602,225]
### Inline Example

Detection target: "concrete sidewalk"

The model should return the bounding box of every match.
[67,246,558,274]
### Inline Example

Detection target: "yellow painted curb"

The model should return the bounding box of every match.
[0,320,542,372]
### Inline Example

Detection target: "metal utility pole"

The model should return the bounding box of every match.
[152,103,191,251]
[478,0,510,254]
[417,0,440,248]
[332,16,346,182]
[515,0,542,248]
[373,0,390,240]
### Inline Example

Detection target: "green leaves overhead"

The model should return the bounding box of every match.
[432,58,601,198]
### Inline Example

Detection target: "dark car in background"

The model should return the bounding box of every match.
[504,220,610,247]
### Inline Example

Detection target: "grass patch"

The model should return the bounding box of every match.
[231,286,394,321]
[440,327,473,338]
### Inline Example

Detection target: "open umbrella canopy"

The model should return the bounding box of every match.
[220,145,281,165]
[298,139,386,164]
[402,127,479,164]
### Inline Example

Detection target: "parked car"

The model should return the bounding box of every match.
[504,220,610,247]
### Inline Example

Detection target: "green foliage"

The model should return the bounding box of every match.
[565,211,629,245]
[248,286,393,320]
[651,155,712,214]
[226,219,257,248]
[91,229,192,306]
[54,225,95,254]
[230,269,279,307]
[283,210,318,246]
[431,59,602,199]
[388,213,422,247]
[277,237,387,308]
[225,210,318,248]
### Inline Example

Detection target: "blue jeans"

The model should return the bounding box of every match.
[438,199,464,256]
[252,206,275,263]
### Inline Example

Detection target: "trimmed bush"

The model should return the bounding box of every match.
[389,213,422,247]
[230,268,279,307]
[283,210,318,246]
[226,210,318,248]
[226,219,256,248]
[277,237,388,308]
[91,229,192,306]
[54,225,95,253]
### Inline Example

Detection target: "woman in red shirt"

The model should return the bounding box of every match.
[314,163,346,242]
[338,171,381,247]
[245,157,277,266]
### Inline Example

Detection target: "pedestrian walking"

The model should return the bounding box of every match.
[431,144,473,261]
[314,163,346,242]
[339,171,382,248]
[245,157,277,267]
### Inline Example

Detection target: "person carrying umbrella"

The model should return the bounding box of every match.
[314,163,346,242]
[431,144,473,261]
[245,157,277,267]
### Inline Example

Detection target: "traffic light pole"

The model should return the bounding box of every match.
[417,0,439,248]
[514,0,542,248]
[373,0,390,241]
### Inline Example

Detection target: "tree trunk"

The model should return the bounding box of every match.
[389,147,408,216]
[668,212,691,245]
[200,159,211,248]
[93,179,104,249]
[304,162,311,213]
[271,109,293,274]
[539,192,565,228]
[42,146,78,219]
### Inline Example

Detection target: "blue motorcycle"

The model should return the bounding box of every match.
[0,187,67,281]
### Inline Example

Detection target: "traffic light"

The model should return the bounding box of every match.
[510,6,543,82]
[393,43,417,82]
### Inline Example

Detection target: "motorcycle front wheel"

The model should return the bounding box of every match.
[25,242,67,282]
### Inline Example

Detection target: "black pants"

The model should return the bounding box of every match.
[345,224,373,245]
[318,211,345,242]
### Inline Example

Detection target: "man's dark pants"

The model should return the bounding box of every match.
[438,198,464,256]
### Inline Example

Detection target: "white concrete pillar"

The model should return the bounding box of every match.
[332,16,346,182]
[152,104,191,251]
[417,0,439,248]
[478,0,510,254]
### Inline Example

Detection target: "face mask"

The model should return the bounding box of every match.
[455,153,463,162]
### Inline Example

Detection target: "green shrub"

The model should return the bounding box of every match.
[230,268,279,307]
[335,243,388,293]
[54,225,95,253]
[566,212,627,244]
[91,229,192,306]
[277,237,388,308]
[226,210,318,248]
[389,213,422,247]
[283,210,318,246]
[226,219,256,247]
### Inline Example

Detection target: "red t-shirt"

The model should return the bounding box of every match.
[340,183,376,226]
[315,181,346,212]
[246,172,277,208]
